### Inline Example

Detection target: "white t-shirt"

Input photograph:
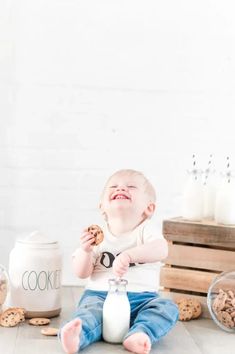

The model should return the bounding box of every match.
[84,220,164,292]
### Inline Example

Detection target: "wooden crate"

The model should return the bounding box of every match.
[160,217,235,318]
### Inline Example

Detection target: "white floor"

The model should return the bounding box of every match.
[0,287,234,354]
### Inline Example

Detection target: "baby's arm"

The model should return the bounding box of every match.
[125,238,168,263]
[72,230,96,278]
[113,238,168,278]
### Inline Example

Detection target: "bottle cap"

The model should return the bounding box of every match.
[108,278,128,286]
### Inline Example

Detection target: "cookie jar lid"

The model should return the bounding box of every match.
[16,231,58,248]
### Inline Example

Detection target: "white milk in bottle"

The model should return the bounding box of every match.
[203,166,217,220]
[102,278,130,343]
[215,172,235,225]
[182,168,203,221]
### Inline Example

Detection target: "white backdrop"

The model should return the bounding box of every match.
[1,0,235,284]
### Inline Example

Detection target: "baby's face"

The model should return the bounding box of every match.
[101,173,152,221]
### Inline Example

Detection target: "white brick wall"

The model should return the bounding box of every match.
[1,0,235,284]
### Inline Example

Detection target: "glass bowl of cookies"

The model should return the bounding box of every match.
[207,270,235,332]
[0,264,9,312]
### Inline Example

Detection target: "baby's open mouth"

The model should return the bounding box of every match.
[112,194,130,200]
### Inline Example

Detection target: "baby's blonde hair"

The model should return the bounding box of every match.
[101,169,156,203]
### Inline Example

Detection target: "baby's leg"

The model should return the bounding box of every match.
[59,290,105,352]
[124,293,179,353]
[123,332,151,354]
[61,318,82,354]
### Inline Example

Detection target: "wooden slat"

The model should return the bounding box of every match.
[166,243,235,272]
[160,266,218,293]
[163,217,235,248]
[159,290,211,318]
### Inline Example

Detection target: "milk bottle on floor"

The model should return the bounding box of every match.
[102,278,130,343]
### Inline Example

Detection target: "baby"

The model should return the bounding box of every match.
[60,169,178,354]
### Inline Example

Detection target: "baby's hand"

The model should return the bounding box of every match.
[112,252,131,278]
[80,229,95,253]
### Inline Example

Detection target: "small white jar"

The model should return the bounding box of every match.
[8,231,62,318]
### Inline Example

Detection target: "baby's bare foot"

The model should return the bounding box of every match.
[123,332,151,354]
[61,318,82,354]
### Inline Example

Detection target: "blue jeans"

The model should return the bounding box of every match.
[60,289,179,351]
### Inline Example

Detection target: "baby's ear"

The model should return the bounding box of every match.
[99,203,108,221]
[99,202,104,215]
[145,203,156,218]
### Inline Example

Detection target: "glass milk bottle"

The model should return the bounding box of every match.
[103,278,130,343]
[215,172,235,225]
[203,168,217,220]
[182,169,204,221]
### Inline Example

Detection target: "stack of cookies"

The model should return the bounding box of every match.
[176,298,202,321]
[0,307,25,327]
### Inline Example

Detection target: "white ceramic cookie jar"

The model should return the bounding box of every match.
[8,231,62,318]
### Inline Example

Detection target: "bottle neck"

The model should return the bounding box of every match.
[108,278,128,293]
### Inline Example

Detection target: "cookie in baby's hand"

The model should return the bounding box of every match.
[88,225,104,246]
